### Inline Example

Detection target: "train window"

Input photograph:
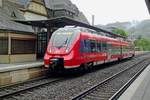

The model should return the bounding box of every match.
[122,46,128,52]
[101,42,107,52]
[107,44,112,52]
[112,46,121,54]
[117,46,121,53]
[90,40,96,52]
[123,46,125,52]
[79,39,85,52]
[51,28,79,49]
[97,41,102,52]
[79,39,91,52]
[51,32,72,48]
[84,39,91,52]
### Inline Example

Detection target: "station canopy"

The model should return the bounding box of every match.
[146,0,150,14]
[15,17,126,38]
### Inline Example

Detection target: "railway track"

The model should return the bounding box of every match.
[0,77,64,99]
[0,53,149,100]
[72,57,150,100]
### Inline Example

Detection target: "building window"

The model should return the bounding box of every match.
[54,10,66,17]
[0,37,8,54]
[11,39,36,54]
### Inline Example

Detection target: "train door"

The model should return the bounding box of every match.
[102,42,111,62]
[120,45,123,59]
[107,43,112,61]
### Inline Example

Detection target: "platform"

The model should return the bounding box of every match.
[119,64,150,100]
[0,60,47,87]
[0,60,43,72]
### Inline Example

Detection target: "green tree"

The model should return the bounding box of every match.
[112,28,128,36]
[134,37,150,51]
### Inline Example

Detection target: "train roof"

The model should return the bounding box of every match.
[54,26,129,46]
[78,28,129,46]
[60,26,127,41]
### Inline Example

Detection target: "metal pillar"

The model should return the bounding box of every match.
[92,15,95,26]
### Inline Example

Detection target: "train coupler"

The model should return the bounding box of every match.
[49,58,64,70]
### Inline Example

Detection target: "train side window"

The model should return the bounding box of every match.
[101,42,104,52]
[96,41,99,52]
[97,41,101,52]
[117,46,120,53]
[102,42,107,52]
[87,39,91,52]
[112,46,120,54]
[90,40,93,52]
[79,39,92,52]
[79,39,85,52]
[90,40,96,52]
[95,41,98,52]
[107,43,112,52]
[122,46,127,52]
[84,39,90,52]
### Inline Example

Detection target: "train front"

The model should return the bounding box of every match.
[44,27,79,71]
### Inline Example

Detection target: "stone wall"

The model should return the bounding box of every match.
[0,66,47,87]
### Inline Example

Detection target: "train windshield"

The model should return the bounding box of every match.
[51,28,78,48]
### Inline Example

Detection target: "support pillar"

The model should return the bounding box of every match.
[8,33,11,63]
[8,33,11,55]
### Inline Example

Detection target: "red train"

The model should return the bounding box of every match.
[44,27,135,71]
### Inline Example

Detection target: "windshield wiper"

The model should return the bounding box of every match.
[57,38,68,49]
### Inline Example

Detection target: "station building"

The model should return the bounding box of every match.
[0,0,36,63]
[0,0,89,63]
[44,0,89,24]
[9,0,49,58]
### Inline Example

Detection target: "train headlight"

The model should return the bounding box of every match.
[49,48,51,53]
[65,49,69,53]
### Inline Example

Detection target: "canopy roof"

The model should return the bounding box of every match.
[15,17,126,38]
[146,0,150,14]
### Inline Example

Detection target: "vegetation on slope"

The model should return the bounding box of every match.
[134,36,150,51]
[112,28,128,36]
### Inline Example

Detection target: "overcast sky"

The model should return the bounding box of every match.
[71,0,150,25]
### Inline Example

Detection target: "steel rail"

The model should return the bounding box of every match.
[109,60,150,100]
[0,76,48,89]
[72,58,150,100]
[0,78,64,99]
[1,53,149,99]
